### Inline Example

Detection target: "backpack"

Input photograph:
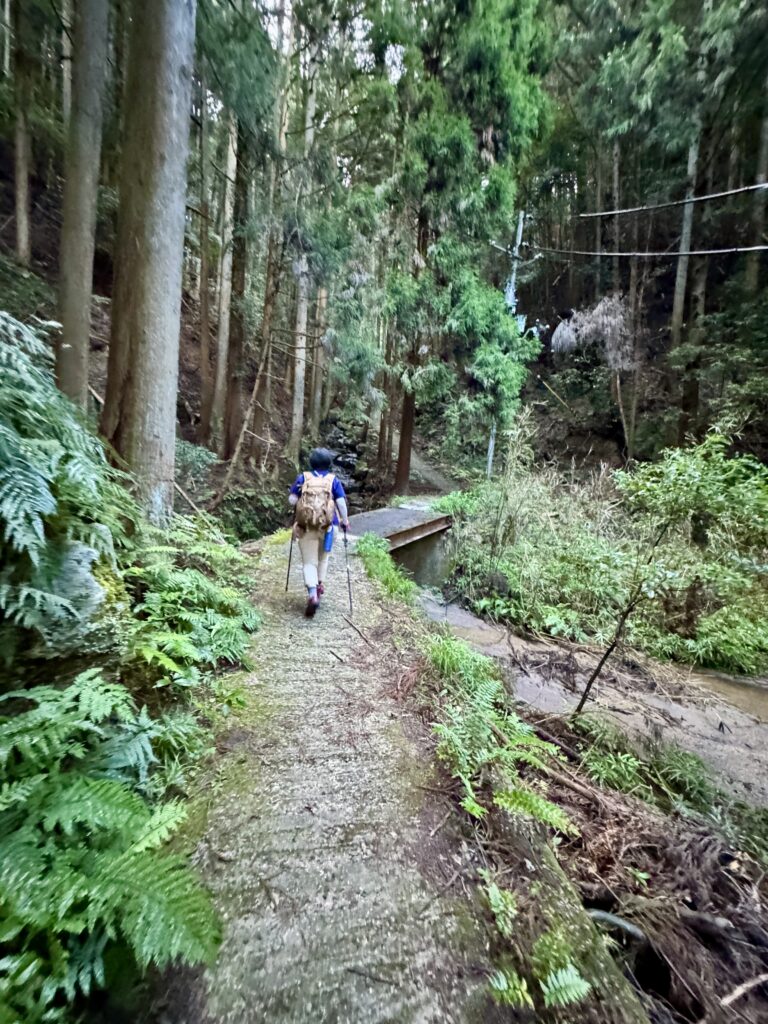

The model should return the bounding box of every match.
[295,472,336,530]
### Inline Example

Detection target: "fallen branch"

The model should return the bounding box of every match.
[721,972,768,1008]
[346,966,398,987]
[342,614,374,648]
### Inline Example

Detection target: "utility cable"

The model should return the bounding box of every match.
[579,182,768,219]
[523,242,768,259]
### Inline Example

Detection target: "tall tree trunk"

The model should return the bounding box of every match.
[197,74,214,443]
[56,0,109,407]
[223,127,249,460]
[61,0,72,122]
[612,139,620,294]
[285,43,320,464]
[286,253,310,464]
[393,385,415,494]
[678,255,708,443]
[594,152,601,301]
[13,0,32,267]
[308,286,327,437]
[211,113,237,443]
[669,133,700,348]
[745,75,768,296]
[3,0,10,77]
[100,0,196,522]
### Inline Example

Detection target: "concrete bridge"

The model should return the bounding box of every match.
[348,503,452,550]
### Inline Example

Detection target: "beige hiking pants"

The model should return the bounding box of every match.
[297,527,332,589]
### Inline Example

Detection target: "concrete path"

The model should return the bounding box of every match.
[155,536,491,1024]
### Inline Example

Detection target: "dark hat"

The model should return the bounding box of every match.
[309,448,333,470]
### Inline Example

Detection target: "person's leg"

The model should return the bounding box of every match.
[297,529,322,615]
[317,529,333,594]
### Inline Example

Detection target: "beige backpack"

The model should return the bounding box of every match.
[295,473,336,530]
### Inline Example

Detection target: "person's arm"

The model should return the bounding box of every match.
[332,477,349,527]
[288,474,304,508]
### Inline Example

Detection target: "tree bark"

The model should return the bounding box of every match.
[745,75,768,295]
[286,253,310,464]
[285,43,320,465]
[612,139,620,294]
[669,133,700,349]
[61,0,72,122]
[100,0,196,522]
[211,112,237,444]
[393,385,415,494]
[56,0,109,407]
[3,0,10,77]
[678,255,708,443]
[197,74,214,443]
[13,0,32,267]
[308,286,327,437]
[594,153,602,301]
[223,125,249,460]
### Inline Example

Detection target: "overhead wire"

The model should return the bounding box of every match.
[579,182,768,219]
[522,242,768,260]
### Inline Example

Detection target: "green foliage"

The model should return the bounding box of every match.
[539,964,592,1008]
[125,516,259,691]
[581,749,653,800]
[0,670,219,1022]
[218,486,284,541]
[577,716,768,864]
[448,425,768,674]
[355,533,417,602]
[0,313,135,665]
[489,966,534,1008]
[175,440,218,496]
[480,870,517,940]
[425,632,573,833]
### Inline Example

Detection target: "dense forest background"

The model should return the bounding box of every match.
[1,0,768,1020]
[2,0,765,528]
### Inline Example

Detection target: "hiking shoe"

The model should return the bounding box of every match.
[317,582,325,597]
[305,595,319,618]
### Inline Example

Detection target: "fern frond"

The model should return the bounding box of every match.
[494,786,578,836]
[540,964,592,1008]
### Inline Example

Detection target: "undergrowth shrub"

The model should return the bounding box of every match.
[444,422,768,674]
[124,516,259,692]
[425,633,574,833]
[0,313,134,666]
[0,315,259,1019]
[355,533,417,602]
[0,670,219,1023]
[574,714,768,863]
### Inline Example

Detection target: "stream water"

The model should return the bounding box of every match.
[392,529,768,724]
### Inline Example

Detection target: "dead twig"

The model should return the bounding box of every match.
[429,810,452,838]
[720,972,768,1008]
[342,614,374,648]
[346,966,398,986]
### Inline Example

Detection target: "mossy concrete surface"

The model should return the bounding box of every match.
[155,537,492,1024]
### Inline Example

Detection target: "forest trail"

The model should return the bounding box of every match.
[155,535,490,1024]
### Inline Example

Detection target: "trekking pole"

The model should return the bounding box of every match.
[342,524,353,615]
[285,525,295,592]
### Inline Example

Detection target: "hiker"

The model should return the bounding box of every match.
[289,448,349,617]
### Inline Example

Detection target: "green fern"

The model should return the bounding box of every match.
[540,964,592,1008]
[0,314,136,661]
[488,967,534,1008]
[0,670,219,1021]
[480,871,517,939]
[494,786,577,836]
